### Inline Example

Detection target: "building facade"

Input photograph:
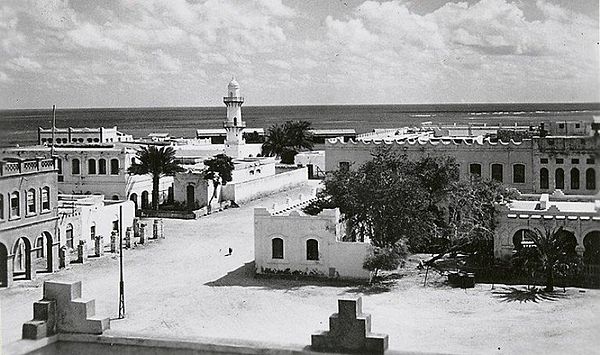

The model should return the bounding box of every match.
[254,207,372,280]
[0,157,59,287]
[38,126,133,145]
[325,134,599,195]
[4,144,173,210]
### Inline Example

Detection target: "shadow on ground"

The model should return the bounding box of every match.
[205,261,364,290]
[492,287,571,303]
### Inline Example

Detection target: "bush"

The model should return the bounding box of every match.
[363,242,408,280]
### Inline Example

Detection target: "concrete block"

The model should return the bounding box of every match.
[22,320,47,340]
[311,296,388,354]
[33,300,56,335]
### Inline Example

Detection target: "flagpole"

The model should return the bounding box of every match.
[51,105,56,155]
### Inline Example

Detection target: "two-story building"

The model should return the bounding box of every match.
[0,157,59,287]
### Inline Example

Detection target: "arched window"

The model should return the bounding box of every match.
[306,239,319,261]
[10,191,20,218]
[513,229,535,250]
[555,168,564,189]
[36,236,44,258]
[98,158,107,175]
[141,191,149,209]
[513,164,525,184]
[112,195,119,200]
[72,158,80,175]
[88,159,96,174]
[540,168,549,189]
[272,238,284,259]
[491,164,503,182]
[110,159,119,175]
[41,186,50,211]
[66,223,74,248]
[469,163,482,178]
[586,168,596,190]
[570,168,580,190]
[26,188,36,214]
[57,158,62,175]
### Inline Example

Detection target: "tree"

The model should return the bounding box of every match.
[513,226,581,292]
[203,154,234,206]
[363,243,408,282]
[423,178,518,266]
[128,146,184,210]
[262,120,314,164]
[304,147,459,250]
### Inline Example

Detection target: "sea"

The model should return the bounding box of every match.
[1,103,599,148]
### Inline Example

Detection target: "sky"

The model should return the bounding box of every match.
[0,0,598,108]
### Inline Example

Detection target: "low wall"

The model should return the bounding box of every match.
[222,167,308,204]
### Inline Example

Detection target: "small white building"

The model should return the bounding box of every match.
[57,194,135,254]
[254,207,372,280]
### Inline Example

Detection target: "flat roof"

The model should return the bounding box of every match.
[508,200,598,214]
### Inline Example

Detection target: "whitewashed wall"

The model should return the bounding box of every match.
[222,167,308,204]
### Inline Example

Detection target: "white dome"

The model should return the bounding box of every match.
[228,78,240,89]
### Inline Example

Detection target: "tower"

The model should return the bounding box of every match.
[223,78,245,158]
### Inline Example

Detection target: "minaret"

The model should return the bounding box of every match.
[223,78,245,158]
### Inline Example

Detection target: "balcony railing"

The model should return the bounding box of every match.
[223,96,244,103]
[0,158,55,177]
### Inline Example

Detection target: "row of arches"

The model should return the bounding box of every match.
[62,158,119,176]
[539,167,596,190]
[271,237,319,261]
[513,229,600,265]
[0,232,55,287]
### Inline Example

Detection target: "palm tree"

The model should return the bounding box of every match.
[128,146,183,210]
[203,154,234,207]
[525,226,580,292]
[262,120,313,164]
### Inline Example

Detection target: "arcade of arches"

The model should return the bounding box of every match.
[0,231,57,288]
[512,228,600,265]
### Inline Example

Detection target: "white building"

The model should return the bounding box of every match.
[57,194,135,254]
[254,207,372,280]
[38,126,133,145]
[3,144,173,210]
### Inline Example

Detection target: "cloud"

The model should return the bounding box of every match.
[154,49,182,72]
[0,70,10,83]
[7,56,42,71]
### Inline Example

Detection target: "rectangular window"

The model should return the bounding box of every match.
[559,123,565,129]
[540,158,548,164]
[587,158,596,164]
[27,190,36,214]
[491,164,503,182]
[556,158,564,164]
[572,158,579,164]
[575,123,581,128]
[339,161,350,172]
[10,193,19,218]
[513,164,525,184]
[469,163,482,177]
[41,188,50,211]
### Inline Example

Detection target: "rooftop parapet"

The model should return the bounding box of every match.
[326,136,531,147]
[0,157,55,177]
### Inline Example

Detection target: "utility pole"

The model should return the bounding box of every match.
[51,105,56,156]
[118,205,125,319]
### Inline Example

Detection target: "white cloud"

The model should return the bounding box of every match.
[0,70,10,82]
[67,22,124,51]
[7,56,42,71]
[154,49,182,72]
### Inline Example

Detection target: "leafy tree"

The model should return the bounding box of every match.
[262,120,314,164]
[513,226,581,292]
[424,178,518,266]
[363,243,408,281]
[304,147,458,250]
[128,146,184,210]
[203,154,234,206]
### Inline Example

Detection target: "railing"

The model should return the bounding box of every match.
[0,158,55,176]
[223,96,244,102]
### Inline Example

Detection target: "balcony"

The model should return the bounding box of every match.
[223,96,244,103]
[0,158,56,177]
[223,121,246,129]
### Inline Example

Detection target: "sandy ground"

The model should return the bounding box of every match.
[2,180,599,354]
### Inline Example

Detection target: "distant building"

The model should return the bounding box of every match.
[3,144,173,210]
[325,121,599,195]
[254,207,371,280]
[38,126,133,145]
[0,156,58,287]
